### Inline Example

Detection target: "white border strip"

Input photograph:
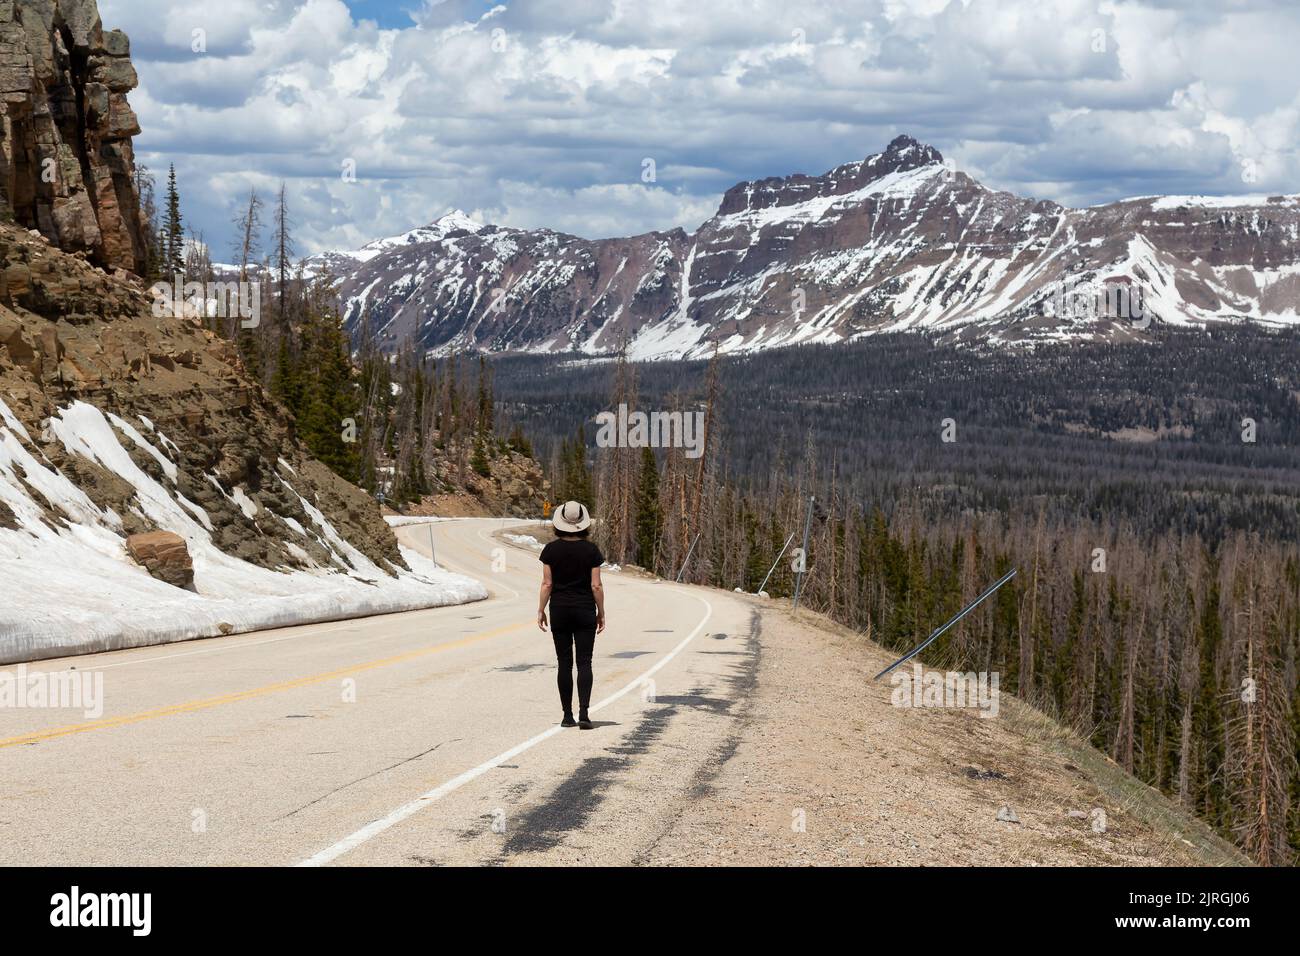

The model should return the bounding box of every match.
[297,590,713,866]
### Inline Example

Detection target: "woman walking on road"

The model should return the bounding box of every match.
[537,500,605,729]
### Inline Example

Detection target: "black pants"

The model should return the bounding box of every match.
[551,605,596,714]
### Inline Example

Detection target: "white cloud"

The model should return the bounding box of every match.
[98,0,1300,256]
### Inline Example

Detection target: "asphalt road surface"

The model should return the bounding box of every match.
[0,519,756,865]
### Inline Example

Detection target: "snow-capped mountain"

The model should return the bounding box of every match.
[318,136,1300,358]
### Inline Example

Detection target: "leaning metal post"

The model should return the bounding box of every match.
[676,533,702,583]
[792,495,815,610]
[756,532,796,596]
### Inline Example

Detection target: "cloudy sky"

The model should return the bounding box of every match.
[98,0,1300,258]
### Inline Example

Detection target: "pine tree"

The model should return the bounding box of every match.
[295,288,360,482]
[238,323,264,381]
[1289,680,1300,861]
[272,182,294,330]
[162,165,184,279]
[568,424,593,506]
[476,355,494,435]
[271,333,298,410]
[633,445,661,570]
[469,356,494,477]
[1195,572,1228,831]
[507,424,533,457]
[470,432,491,478]
[232,187,263,285]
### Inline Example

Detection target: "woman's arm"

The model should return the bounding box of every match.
[591,566,605,633]
[537,564,552,630]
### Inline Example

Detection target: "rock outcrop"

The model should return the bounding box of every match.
[0,0,144,274]
[0,220,407,576]
[126,530,193,588]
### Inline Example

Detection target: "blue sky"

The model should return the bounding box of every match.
[97,0,1300,260]
[341,0,424,29]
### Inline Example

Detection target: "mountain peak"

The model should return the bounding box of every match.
[327,135,1300,360]
[716,135,946,218]
[882,134,943,165]
[433,209,483,233]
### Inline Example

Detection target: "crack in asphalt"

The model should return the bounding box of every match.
[276,738,462,821]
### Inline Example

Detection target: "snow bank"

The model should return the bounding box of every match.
[0,399,487,664]
[383,515,458,527]
[385,516,552,528]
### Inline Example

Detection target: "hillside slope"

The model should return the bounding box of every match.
[0,223,484,662]
[641,592,1249,867]
[322,136,1300,359]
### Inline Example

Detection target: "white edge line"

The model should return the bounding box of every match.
[297,588,714,867]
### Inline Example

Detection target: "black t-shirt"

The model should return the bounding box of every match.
[540,538,604,609]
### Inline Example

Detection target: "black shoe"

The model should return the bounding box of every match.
[578,713,593,730]
[561,714,577,728]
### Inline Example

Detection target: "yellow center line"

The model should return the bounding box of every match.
[0,619,529,751]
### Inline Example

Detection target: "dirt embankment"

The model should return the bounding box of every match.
[645,597,1248,867]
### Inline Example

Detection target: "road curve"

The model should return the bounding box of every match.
[0,519,757,866]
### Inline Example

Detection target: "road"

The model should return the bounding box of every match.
[0,519,756,866]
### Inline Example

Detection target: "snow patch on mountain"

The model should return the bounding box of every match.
[312,136,1300,358]
[1148,194,1298,211]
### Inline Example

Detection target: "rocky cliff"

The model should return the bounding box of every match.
[0,0,144,274]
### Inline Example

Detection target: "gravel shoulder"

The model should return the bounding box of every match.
[643,597,1248,867]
